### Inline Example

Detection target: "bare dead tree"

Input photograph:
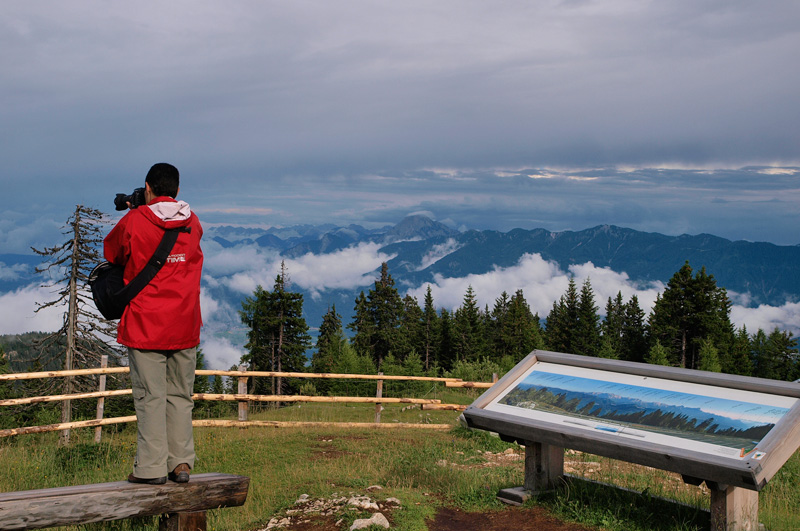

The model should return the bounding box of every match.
[32,205,123,444]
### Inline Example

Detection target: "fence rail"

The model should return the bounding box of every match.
[1,365,494,439]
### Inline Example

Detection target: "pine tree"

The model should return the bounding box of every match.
[361,263,406,369]
[575,279,601,356]
[546,277,579,353]
[726,327,753,376]
[421,286,440,371]
[648,262,734,370]
[602,292,625,358]
[645,339,670,366]
[752,328,798,381]
[453,285,485,362]
[239,262,311,395]
[437,308,455,370]
[313,305,345,376]
[698,338,722,373]
[401,294,424,362]
[32,205,122,444]
[348,291,374,358]
[621,295,648,363]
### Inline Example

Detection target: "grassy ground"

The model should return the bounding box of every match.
[1,397,798,530]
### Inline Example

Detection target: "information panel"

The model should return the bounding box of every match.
[463,350,800,490]
[486,362,795,460]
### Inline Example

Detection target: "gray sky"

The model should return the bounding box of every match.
[2,1,800,253]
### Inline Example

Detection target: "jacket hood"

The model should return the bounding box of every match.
[141,197,193,227]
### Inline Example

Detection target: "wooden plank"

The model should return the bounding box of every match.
[0,473,249,531]
[191,420,452,430]
[193,394,442,404]
[465,407,761,490]
[710,485,758,531]
[0,389,132,406]
[196,370,462,383]
[159,510,207,531]
[0,416,138,438]
[0,367,129,380]
[422,404,467,411]
[522,442,564,493]
[747,400,800,485]
[446,381,494,388]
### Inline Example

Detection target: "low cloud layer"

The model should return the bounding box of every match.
[3,245,798,369]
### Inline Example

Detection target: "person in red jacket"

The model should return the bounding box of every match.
[104,162,203,485]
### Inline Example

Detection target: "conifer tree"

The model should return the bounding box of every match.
[726,327,753,376]
[347,263,405,369]
[437,308,455,370]
[752,328,798,381]
[453,285,485,362]
[648,262,734,370]
[575,279,601,356]
[240,262,311,395]
[545,277,579,353]
[602,292,626,358]
[401,294,424,361]
[645,339,670,366]
[621,295,648,362]
[698,338,722,372]
[421,286,440,371]
[313,305,345,375]
[32,205,122,444]
[368,263,405,368]
[348,291,374,358]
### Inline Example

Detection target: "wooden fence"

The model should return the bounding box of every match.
[0,362,495,439]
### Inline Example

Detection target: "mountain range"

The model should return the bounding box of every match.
[3,215,800,341]
[208,215,800,306]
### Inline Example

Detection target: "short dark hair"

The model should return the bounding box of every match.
[145,163,180,198]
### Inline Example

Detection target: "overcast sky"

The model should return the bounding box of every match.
[1,1,799,254]
[3,2,800,365]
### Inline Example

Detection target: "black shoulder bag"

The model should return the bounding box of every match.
[89,227,190,320]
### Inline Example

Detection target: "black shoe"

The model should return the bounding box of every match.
[128,473,167,485]
[168,463,191,483]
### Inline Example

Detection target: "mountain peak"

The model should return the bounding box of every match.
[385,215,459,242]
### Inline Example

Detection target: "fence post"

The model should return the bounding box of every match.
[492,373,499,383]
[237,365,248,424]
[374,372,384,424]
[94,355,108,443]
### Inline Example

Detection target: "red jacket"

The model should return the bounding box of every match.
[104,197,204,350]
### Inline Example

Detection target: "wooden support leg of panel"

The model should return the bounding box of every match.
[159,510,207,531]
[709,485,759,531]
[498,441,564,505]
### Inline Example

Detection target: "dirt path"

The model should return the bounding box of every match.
[427,506,596,531]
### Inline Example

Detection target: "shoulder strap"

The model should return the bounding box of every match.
[119,226,191,302]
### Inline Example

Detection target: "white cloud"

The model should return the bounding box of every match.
[0,262,27,281]
[199,334,244,371]
[406,253,658,317]
[0,284,64,334]
[417,238,462,271]
[730,302,800,336]
[221,243,396,299]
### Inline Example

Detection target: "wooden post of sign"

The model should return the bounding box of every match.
[94,355,108,443]
[498,441,564,506]
[709,484,759,531]
[374,373,384,424]
[237,365,248,425]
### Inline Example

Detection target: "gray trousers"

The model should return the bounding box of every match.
[128,347,196,478]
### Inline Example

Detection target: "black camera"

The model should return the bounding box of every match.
[114,187,146,211]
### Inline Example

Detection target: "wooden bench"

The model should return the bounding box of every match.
[0,473,249,531]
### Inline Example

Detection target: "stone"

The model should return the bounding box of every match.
[350,512,390,530]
